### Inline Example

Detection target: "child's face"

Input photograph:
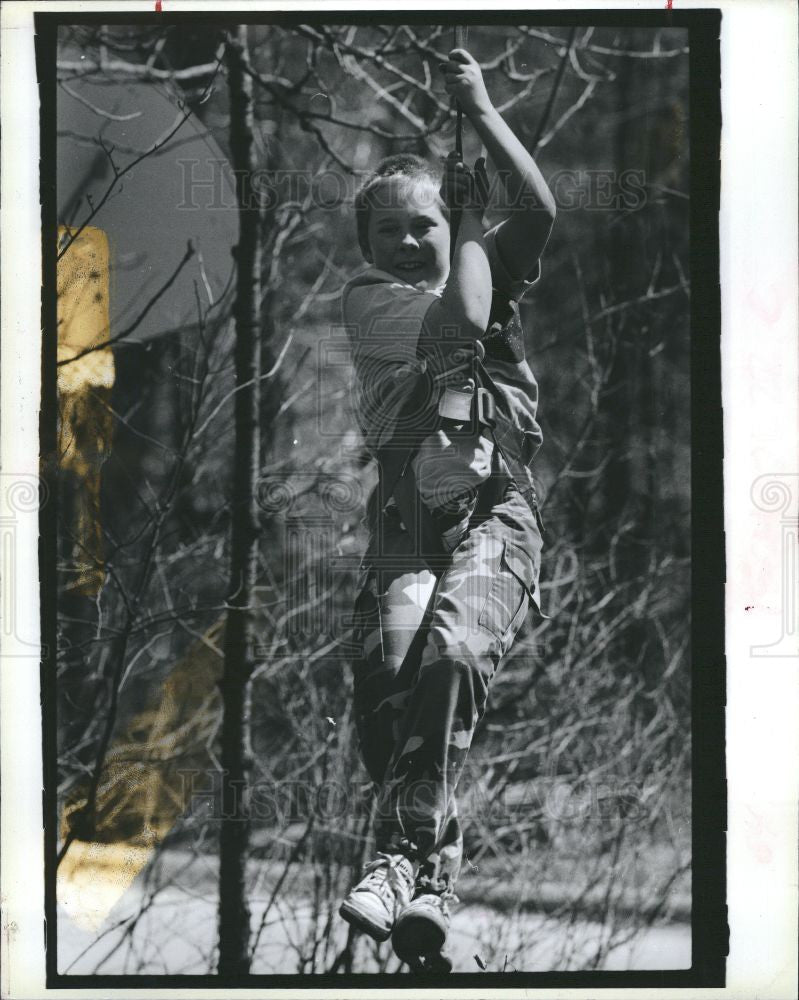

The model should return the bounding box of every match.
[366,177,450,291]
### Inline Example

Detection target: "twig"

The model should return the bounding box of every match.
[56,54,224,81]
[192,335,296,440]
[536,78,598,151]
[531,26,576,151]
[249,814,316,962]
[59,80,143,121]
[57,54,224,262]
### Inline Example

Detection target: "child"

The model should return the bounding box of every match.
[338,48,556,972]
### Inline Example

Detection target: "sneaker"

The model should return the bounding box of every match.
[391,890,458,970]
[339,852,416,941]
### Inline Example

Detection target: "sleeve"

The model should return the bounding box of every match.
[342,272,438,452]
[484,223,542,303]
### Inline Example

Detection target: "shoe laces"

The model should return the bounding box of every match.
[415,874,459,910]
[359,851,414,903]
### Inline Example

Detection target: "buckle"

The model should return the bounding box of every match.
[475,387,496,427]
[438,388,473,423]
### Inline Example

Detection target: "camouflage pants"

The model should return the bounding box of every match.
[350,478,544,894]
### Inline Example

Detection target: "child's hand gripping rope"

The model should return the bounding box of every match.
[440,47,492,118]
[439,151,490,264]
[439,152,490,215]
[439,48,492,256]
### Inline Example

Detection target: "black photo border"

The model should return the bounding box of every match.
[37,6,725,990]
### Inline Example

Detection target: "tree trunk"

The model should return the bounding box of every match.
[218,25,262,978]
[603,52,635,531]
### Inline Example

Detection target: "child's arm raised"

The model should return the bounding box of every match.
[443,48,556,281]
[421,175,492,346]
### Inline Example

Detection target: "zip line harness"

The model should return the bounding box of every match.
[371,46,545,564]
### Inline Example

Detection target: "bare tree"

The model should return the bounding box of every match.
[217,25,264,977]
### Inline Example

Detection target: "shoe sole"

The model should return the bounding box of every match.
[338,899,392,942]
[392,911,447,963]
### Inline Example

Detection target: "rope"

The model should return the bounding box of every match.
[449,25,467,262]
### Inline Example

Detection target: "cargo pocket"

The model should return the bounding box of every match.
[478,538,534,644]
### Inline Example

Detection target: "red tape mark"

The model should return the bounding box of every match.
[155,0,162,11]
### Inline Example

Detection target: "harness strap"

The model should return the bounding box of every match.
[372,299,542,556]
[373,358,446,562]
